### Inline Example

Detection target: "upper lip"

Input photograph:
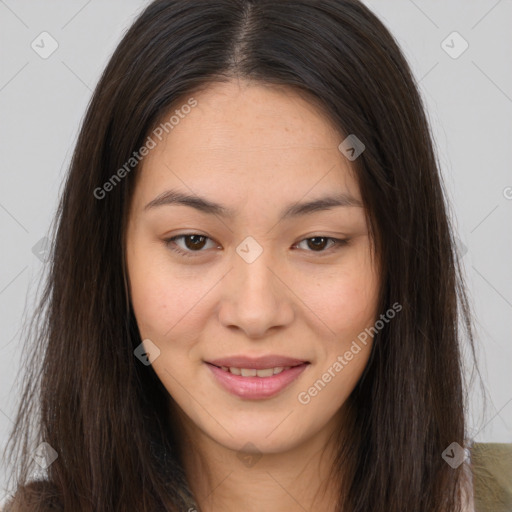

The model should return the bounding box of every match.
[206,355,309,369]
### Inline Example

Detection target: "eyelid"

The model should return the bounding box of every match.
[164,233,350,258]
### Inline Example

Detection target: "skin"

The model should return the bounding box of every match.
[125,79,381,511]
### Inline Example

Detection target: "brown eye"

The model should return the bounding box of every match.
[183,235,207,250]
[306,237,330,251]
[165,234,217,257]
[295,236,349,254]
[166,234,349,259]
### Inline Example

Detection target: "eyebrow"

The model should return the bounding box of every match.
[144,188,363,220]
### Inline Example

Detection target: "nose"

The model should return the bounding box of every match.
[217,243,295,339]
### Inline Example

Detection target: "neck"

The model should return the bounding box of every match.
[178,410,344,512]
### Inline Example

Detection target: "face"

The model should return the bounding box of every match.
[125,80,380,455]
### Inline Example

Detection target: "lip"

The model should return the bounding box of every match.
[205,359,309,400]
[207,355,308,370]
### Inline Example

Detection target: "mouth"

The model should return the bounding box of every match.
[206,355,309,372]
[207,363,304,377]
[205,356,310,399]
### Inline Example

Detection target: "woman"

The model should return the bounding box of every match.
[1,0,479,510]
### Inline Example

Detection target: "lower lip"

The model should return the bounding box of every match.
[206,363,309,400]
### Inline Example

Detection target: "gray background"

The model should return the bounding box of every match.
[1,0,511,501]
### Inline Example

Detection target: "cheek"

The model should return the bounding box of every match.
[127,244,213,343]
[295,274,377,418]
[297,246,379,412]
[296,243,380,342]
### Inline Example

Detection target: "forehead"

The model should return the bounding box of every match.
[131,80,361,210]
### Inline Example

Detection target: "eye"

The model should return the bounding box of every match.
[165,234,219,257]
[293,236,349,253]
[165,233,349,258]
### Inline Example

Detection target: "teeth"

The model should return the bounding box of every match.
[221,365,293,377]
[255,368,274,377]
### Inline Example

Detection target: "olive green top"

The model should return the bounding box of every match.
[470,442,512,512]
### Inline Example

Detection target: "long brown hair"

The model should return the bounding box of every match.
[2,1,479,510]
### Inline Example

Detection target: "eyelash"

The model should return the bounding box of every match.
[164,234,350,258]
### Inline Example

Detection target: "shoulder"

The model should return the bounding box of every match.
[469,442,512,512]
